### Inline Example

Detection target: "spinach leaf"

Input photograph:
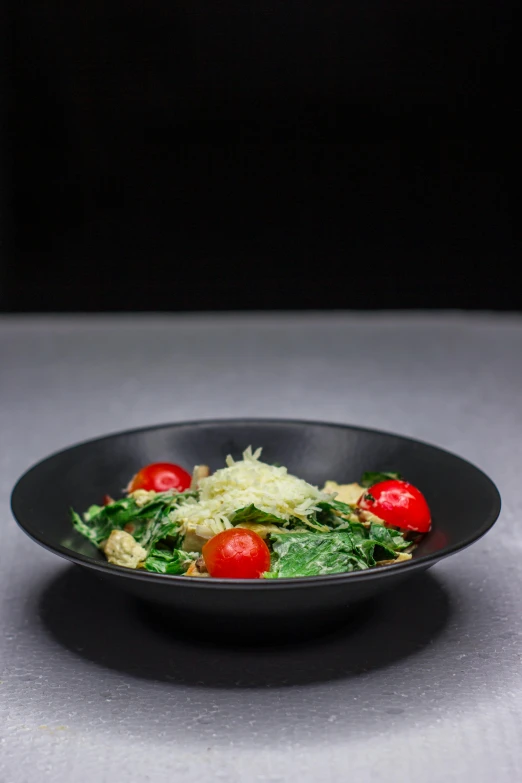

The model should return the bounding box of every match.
[329,499,356,515]
[232,504,332,533]
[144,547,197,575]
[346,521,410,562]
[368,522,411,551]
[268,532,371,577]
[70,509,104,547]
[348,520,371,541]
[71,497,146,547]
[71,491,194,550]
[360,471,402,488]
[344,520,409,555]
[230,504,288,526]
[316,499,359,529]
[267,521,411,578]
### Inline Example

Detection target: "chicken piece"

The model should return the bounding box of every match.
[355,508,387,526]
[323,481,365,506]
[323,481,386,526]
[190,464,210,491]
[102,529,147,569]
[129,488,157,507]
[181,526,214,553]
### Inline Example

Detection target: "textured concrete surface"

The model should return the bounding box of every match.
[1,312,522,783]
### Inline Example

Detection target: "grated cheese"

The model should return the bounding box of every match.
[172,446,334,544]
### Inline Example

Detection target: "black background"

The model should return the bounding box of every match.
[3,0,519,311]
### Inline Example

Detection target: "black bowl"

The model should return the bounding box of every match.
[11,419,501,640]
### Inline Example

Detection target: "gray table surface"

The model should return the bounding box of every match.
[1,312,522,783]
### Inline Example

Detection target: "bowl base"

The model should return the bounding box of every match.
[135,597,374,646]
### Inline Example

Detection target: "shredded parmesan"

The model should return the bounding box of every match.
[172,446,334,541]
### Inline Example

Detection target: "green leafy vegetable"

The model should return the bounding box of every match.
[267,522,411,578]
[316,499,359,528]
[144,547,197,575]
[70,510,103,547]
[231,504,331,533]
[367,521,411,552]
[230,504,288,527]
[267,532,370,577]
[329,499,356,515]
[333,519,410,558]
[360,471,402,488]
[71,491,194,550]
[71,458,416,580]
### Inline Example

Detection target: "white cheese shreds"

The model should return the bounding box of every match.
[172,446,334,541]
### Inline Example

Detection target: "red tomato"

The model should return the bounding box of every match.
[128,462,192,493]
[358,479,432,533]
[202,529,271,579]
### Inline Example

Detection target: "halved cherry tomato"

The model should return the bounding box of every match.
[128,462,192,493]
[358,479,432,533]
[202,528,271,578]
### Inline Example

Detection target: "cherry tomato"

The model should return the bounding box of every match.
[128,462,192,493]
[202,528,271,578]
[358,479,432,533]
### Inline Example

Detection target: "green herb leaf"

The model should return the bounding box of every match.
[267,521,411,578]
[70,509,103,547]
[269,532,371,577]
[316,500,359,529]
[144,547,197,575]
[71,491,195,550]
[368,521,411,552]
[343,519,410,554]
[318,499,354,515]
[348,521,371,541]
[230,504,288,526]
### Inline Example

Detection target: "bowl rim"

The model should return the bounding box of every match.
[10,417,502,590]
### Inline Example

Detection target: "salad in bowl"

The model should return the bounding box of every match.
[72,447,431,579]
